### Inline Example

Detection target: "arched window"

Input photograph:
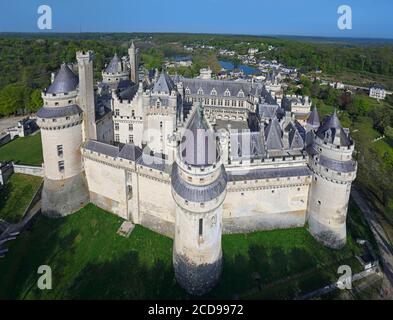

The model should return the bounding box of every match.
[224,89,231,97]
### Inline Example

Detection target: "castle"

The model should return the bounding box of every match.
[36,41,357,296]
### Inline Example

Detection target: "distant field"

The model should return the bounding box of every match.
[0,173,42,223]
[0,132,43,166]
[0,201,373,300]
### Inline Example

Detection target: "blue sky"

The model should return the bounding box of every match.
[0,0,392,38]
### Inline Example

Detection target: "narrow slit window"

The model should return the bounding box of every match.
[199,218,203,236]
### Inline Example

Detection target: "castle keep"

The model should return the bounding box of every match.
[36,42,357,295]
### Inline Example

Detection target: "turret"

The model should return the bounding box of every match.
[76,50,97,141]
[36,63,89,217]
[306,111,357,248]
[102,53,129,85]
[128,41,139,84]
[171,104,227,295]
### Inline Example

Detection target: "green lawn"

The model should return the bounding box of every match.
[0,199,374,300]
[0,173,42,223]
[0,132,43,166]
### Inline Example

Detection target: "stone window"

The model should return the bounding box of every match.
[57,145,63,157]
[199,218,203,236]
[115,123,119,131]
[129,135,134,143]
[132,110,135,117]
[115,134,120,142]
[129,123,133,131]
[211,89,217,96]
[238,90,245,98]
[58,160,65,173]
[185,88,191,95]
[224,89,231,97]
[197,88,204,95]
[115,109,120,116]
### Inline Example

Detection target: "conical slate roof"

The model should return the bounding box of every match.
[153,70,176,94]
[316,111,351,146]
[47,63,79,94]
[180,105,218,166]
[105,54,123,74]
[264,118,283,150]
[307,106,320,127]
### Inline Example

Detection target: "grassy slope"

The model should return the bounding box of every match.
[0,133,43,166]
[0,173,42,223]
[0,200,372,300]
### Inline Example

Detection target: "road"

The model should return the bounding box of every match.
[0,115,27,133]
[351,188,393,299]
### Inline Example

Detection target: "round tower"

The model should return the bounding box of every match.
[306,111,357,249]
[171,105,227,295]
[102,53,129,85]
[37,63,89,217]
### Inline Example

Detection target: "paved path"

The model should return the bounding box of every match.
[0,115,27,133]
[351,188,393,299]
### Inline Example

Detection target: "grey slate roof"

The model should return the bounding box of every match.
[47,63,79,94]
[289,128,304,150]
[153,70,176,94]
[118,83,139,100]
[118,143,142,161]
[180,106,218,166]
[37,104,83,119]
[136,152,172,173]
[258,104,279,119]
[307,106,320,127]
[264,118,283,150]
[228,166,312,182]
[84,140,119,158]
[105,54,123,74]
[171,163,227,202]
[180,78,259,97]
[316,111,351,146]
[318,155,356,173]
[230,131,265,160]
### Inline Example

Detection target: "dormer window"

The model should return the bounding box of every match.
[197,88,204,95]
[185,87,191,95]
[238,90,245,98]
[211,88,217,96]
[224,89,231,97]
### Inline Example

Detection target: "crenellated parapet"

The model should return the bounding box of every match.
[306,111,357,249]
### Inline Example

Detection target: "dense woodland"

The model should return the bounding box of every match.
[1,33,393,116]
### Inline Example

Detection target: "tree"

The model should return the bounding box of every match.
[0,84,25,116]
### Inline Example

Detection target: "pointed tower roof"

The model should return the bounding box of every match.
[105,53,122,74]
[180,104,218,166]
[264,118,283,150]
[47,63,79,94]
[307,106,320,128]
[316,110,351,146]
[153,69,176,94]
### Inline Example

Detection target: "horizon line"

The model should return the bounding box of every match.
[1,31,393,41]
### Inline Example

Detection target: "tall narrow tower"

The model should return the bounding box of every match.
[171,105,227,295]
[36,63,90,217]
[306,111,357,248]
[76,50,97,141]
[128,41,139,84]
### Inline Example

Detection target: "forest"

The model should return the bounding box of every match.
[0,32,392,117]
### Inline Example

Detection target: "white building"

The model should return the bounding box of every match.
[369,84,386,100]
